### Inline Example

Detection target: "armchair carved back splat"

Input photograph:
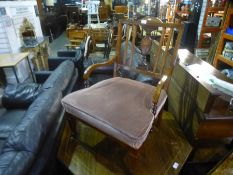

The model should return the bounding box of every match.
[83,19,184,88]
[115,19,184,82]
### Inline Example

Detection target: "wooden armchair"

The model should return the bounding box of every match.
[65,29,87,50]
[62,19,183,152]
[90,28,113,59]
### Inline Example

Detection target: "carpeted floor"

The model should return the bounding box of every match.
[48,31,116,68]
[48,32,70,57]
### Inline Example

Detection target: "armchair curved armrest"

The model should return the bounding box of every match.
[152,75,167,104]
[83,56,116,80]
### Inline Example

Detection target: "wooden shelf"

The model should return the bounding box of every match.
[199,45,211,48]
[223,33,233,40]
[197,0,229,48]
[202,26,221,33]
[208,7,225,13]
[170,0,193,23]
[216,54,233,67]
[213,4,233,69]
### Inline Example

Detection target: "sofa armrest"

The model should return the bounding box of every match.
[48,58,70,71]
[35,71,52,84]
[57,43,85,57]
[57,50,76,57]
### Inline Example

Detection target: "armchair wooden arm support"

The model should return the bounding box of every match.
[152,75,167,104]
[83,56,116,80]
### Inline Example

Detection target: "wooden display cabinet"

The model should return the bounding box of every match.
[173,0,192,23]
[197,0,227,48]
[168,49,233,143]
[213,7,233,69]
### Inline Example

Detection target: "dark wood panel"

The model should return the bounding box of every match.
[168,49,233,142]
[197,120,233,139]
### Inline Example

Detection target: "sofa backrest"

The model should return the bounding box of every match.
[43,60,75,95]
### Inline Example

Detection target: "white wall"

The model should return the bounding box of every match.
[0,1,43,84]
[0,1,43,53]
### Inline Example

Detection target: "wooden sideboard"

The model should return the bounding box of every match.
[168,49,233,143]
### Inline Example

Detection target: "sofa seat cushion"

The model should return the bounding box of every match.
[2,83,42,109]
[0,108,26,138]
[88,73,113,86]
[3,88,62,154]
[62,77,167,149]
[42,60,75,95]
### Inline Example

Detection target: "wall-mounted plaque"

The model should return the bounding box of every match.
[0,7,6,16]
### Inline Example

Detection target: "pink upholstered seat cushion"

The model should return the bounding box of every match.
[62,77,167,149]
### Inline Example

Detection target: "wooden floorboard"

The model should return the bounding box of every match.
[58,111,192,175]
[209,149,233,175]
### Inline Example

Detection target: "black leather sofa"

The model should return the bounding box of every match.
[0,60,78,175]
[48,48,84,83]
